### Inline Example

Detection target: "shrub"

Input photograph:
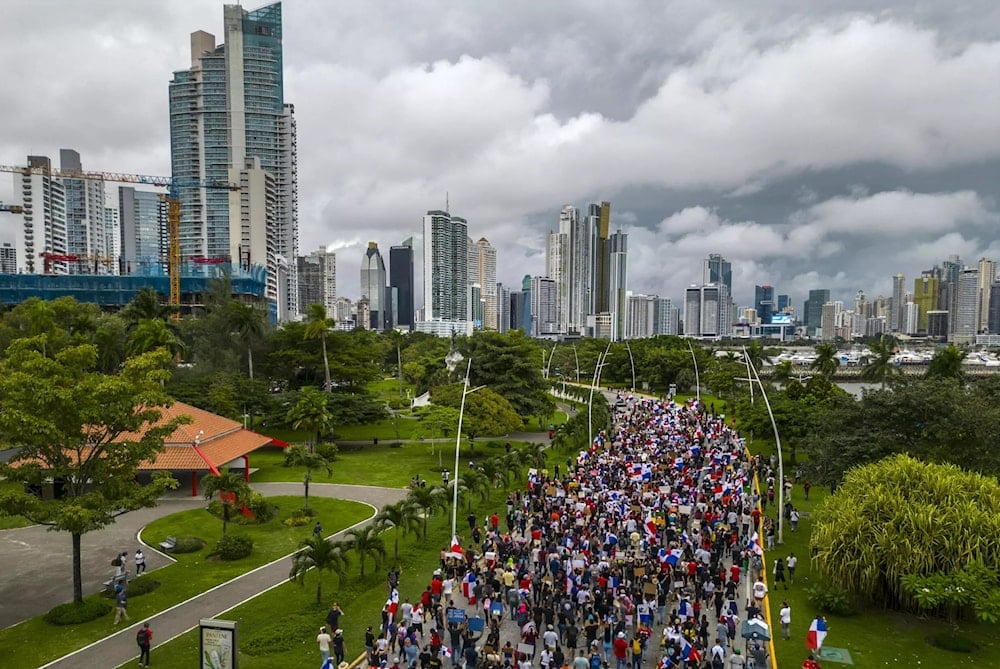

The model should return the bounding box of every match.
[928,632,979,653]
[316,442,339,461]
[244,491,278,523]
[44,599,113,625]
[215,534,254,560]
[100,577,160,599]
[805,583,857,616]
[283,508,315,527]
[386,398,409,410]
[172,536,206,553]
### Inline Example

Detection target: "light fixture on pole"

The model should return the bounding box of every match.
[544,343,559,380]
[624,340,636,393]
[741,350,784,545]
[450,358,485,542]
[687,340,701,402]
[588,341,613,448]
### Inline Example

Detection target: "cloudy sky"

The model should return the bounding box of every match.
[1,0,998,311]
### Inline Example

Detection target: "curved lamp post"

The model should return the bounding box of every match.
[588,341,613,447]
[451,357,485,541]
[624,340,636,393]
[742,350,784,545]
[687,340,701,402]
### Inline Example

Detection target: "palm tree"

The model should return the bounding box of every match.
[771,360,794,386]
[376,501,422,559]
[519,442,547,470]
[811,343,840,379]
[861,335,899,389]
[459,469,491,509]
[202,468,252,538]
[304,303,336,391]
[289,535,351,605]
[287,387,333,453]
[745,340,771,372]
[346,524,387,577]
[128,318,186,358]
[283,444,332,510]
[503,452,525,482]
[407,484,447,538]
[121,287,173,325]
[927,344,966,381]
[228,302,266,381]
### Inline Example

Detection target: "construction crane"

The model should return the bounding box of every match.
[0,164,238,315]
[39,252,79,274]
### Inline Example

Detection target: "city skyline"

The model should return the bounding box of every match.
[0,1,997,311]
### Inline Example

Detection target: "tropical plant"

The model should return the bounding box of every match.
[459,468,491,506]
[860,335,899,389]
[376,500,422,559]
[901,561,1000,628]
[289,535,351,605]
[128,318,186,358]
[927,344,966,381]
[810,342,840,378]
[771,360,794,386]
[304,303,336,391]
[287,387,332,453]
[228,301,266,381]
[406,484,448,538]
[811,454,1000,611]
[346,523,387,577]
[201,468,252,539]
[283,444,332,510]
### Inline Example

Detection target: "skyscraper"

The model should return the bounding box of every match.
[754,285,774,324]
[60,149,108,274]
[804,289,831,334]
[119,186,168,274]
[389,239,414,330]
[545,226,569,332]
[608,229,628,340]
[17,155,67,274]
[954,267,979,343]
[169,2,298,319]
[890,273,906,332]
[977,257,996,333]
[361,242,387,330]
[913,271,940,333]
[296,247,336,315]
[703,254,733,333]
[589,202,612,315]
[684,284,723,338]
[422,210,468,323]
[469,237,498,330]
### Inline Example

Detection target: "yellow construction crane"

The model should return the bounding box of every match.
[0,164,238,315]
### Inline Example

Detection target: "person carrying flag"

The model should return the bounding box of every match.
[806,615,828,652]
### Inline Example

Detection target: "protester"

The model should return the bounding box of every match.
[136,621,152,667]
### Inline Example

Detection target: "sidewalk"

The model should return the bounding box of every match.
[31,483,406,669]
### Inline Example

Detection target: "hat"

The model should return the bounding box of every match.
[548,625,554,630]
[335,629,343,636]
[734,648,741,654]
[393,659,400,664]
[618,632,625,638]
[320,627,326,633]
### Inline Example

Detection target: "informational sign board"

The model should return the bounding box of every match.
[467,616,486,632]
[517,643,535,657]
[447,608,467,624]
[200,618,237,669]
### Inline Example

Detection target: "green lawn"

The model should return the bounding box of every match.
[754,448,998,668]
[117,459,533,668]
[368,376,415,400]
[332,416,423,442]
[250,440,535,489]
[0,497,370,668]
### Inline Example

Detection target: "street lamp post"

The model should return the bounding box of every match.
[687,340,701,402]
[624,340,636,393]
[451,358,485,541]
[742,351,784,545]
[544,343,558,380]
[572,344,581,383]
[588,341,613,447]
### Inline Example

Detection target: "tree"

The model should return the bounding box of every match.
[927,344,966,381]
[459,469,491,508]
[464,331,555,419]
[0,344,182,604]
[811,454,1000,611]
[901,561,1000,628]
[810,342,840,378]
[304,304,336,391]
[861,335,900,389]
[202,468,252,539]
[289,535,351,605]
[129,318,186,358]
[376,500,422,559]
[287,387,333,453]
[120,287,173,325]
[228,301,266,381]
[406,484,447,538]
[346,524,387,577]
[430,383,523,443]
[745,340,771,372]
[771,360,794,386]
[283,444,332,510]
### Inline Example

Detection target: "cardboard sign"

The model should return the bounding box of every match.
[643,583,657,596]
[517,643,535,657]
[678,505,692,516]
[634,566,646,577]
[447,608,466,624]
[467,617,486,632]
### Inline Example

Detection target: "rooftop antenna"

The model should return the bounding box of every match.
[446,191,450,214]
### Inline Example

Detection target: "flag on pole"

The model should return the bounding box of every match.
[678,599,692,620]
[664,548,683,567]
[386,588,399,616]
[644,514,658,541]
[749,532,764,556]
[680,638,700,662]
[806,616,828,650]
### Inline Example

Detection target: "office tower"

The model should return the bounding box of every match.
[626,294,657,339]
[804,289,831,334]
[496,283,511,333]
[927,310,949,338]
[508,275,532,333]
[389,239,414,330]
[119,187,168,274]
[989,283,1000,334]
[297,247,336,315]
[890,273,906,332]
[104,206,122,275]
[654,297,679,335]
[755,285,775,324]
[977,258,996,333]
[588,202,612,317]
[0,243,15,274]
[953,267,979,343]
[530,276,559,336]
[777,294,790,313]
[904,301,919,335]
[607,229,629,340]
[684,284,723,338]
[360,242,387,330]
[422,210,468,323]
[546,227,569,332]
[913,271,940,333]
[17,155,67,274]
[940,255,962,335]
[566,206,590,333]
[59,149,109,274]
[469,237,498,330]
[703,254,733,333]
[169,2,298,319]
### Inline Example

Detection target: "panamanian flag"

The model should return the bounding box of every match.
[664,548,683,567]
[806,617,828,650]
[680,638,700,662]
[749,532,764,556]
[677,599,692,620]
[386,587,399,616]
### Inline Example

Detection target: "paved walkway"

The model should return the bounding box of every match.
[0,482,406,669]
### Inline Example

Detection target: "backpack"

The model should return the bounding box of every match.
[136,628,148,646]
[631,638,642,655]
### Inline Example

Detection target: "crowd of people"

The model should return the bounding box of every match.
[326,393,820,669]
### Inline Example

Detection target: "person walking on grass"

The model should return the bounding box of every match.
[786,554,798,585]
[779,602,791,640]
[136,622,152,667]
[318,626,333,665]
[114,587,129,625]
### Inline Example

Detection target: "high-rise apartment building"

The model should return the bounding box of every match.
[531,276,559,336]
[360,242,387,330]
[913,271,940,333]
[953,267,979,343]
[169,2,298,319]
[703,254,733,334]
[654,298,679,335]
[608,229,628,341]
[389,239,414,330]
[977,257,996,333]
[684,284,724,338]
[626,294,657,339]
[296,247,336,315]
[469,237,497,330]
[890,273,906,332]
[422,210,468,323]
[0,243,16,274]
[545,226,569,332]
[60,149,109,274]
[119,187,168,274]
[588,202,612,316]
[18,155,67,274]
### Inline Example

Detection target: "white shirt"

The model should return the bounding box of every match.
[780,606,791,624]
[786,556,798,570]
[752,581,768,599]
[317,633,332,651]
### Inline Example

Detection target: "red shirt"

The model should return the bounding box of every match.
[730,565,741,583]
[431,578,443,595]
[613,638,629,659]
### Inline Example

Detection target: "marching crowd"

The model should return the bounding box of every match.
[324,393,821,669]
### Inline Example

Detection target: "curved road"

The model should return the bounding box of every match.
[0,482,406,668]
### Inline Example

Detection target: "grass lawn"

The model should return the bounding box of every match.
[116,462,532,668]
[753,447,998,668]
[333,416,423,442]
[0,496,370,668]
[368,376,415,400]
